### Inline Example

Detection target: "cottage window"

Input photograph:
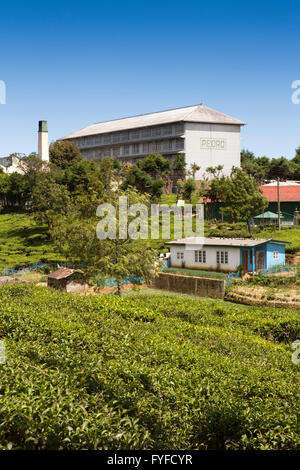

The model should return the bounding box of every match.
[273,250,279,260]
[176,252,184,260]
[217,251,228,264]
[195,250,206,263]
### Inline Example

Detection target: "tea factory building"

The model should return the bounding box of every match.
[61,104,245,178]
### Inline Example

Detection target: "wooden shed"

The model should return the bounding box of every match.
[47,267,86,293]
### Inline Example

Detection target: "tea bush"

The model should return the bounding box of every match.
[0,285,299,450]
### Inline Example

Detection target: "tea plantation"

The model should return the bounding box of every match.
[0,284,299,450]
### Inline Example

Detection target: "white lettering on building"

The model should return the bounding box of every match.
[200,138,226,150]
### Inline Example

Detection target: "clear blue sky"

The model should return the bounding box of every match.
[0,0,300,159]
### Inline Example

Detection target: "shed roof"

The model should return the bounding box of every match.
[48,267,84,280]
[254,211,281,219]
[61,104,245,140]
[166,237,290,247]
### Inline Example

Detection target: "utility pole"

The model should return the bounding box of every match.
[277,178,281,231]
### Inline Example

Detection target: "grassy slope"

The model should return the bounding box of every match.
[0,284,299,450]
[0,213,64,271]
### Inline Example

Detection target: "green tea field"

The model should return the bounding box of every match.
[0,284,299,450]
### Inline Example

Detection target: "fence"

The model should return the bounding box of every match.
[226,271,240,286]
[1,261,48,277]
[259,263,296,277]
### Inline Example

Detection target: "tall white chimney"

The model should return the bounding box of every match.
[38,120,49,161]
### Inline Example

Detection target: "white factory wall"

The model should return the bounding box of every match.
[170,245,241,272]
[184,122,241,178]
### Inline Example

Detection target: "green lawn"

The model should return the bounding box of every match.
[0,284,298,450]
[0,213,64,272]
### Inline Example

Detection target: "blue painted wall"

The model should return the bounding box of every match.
[239,242,286,271]
[265,242,285,268]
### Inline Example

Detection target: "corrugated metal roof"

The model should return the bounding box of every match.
[48,267,84,280]
[61,104,245,140]
[167,237,289,247]
[260,185,300,203]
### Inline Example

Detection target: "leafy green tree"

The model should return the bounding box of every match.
[53,188,159,296]
[241,149,268,182]
[122,154,169,201]
[0,170,10,207]
[267,157,293,181]
[206,168,268,235]
[30,173,71,234]
[172,153,186,181]
[190,162,200,179]
[182,178,196,202]
[6,173,28,208]
[49,140,82,169]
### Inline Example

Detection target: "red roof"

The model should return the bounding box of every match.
[260,185,300,203]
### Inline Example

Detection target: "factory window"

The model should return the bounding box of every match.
[151,126,161,136]
[103,134,111,144]
[104,148,111,156]
[176,252,184,260]
[143,143,150,153]
[113,133,120,143]
[155,141,161,151]
[174,123,184,134]
[175,138,184,149]
[163,140,169,150]
[121,131,130,142]
[130,130,140,140]
[151,142,156,152]
[168,140,173,149]
[216,251,228,264]
[132,144,139,154]
[124,144,130,155]
[113,147,120,156]
[95,135,102,145]
[195,250,206,263]
[163,125,172,135]
[273,250,279,260]
[142,128,151,138]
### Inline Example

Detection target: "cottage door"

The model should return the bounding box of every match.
[242,251,248,271]
[256,251,265,270]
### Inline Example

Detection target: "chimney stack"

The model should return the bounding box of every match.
[38,120,49,162]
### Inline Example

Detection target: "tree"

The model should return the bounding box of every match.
[190,163,200,179]
[49,140,82,169]
[267,157,293,181]
[121,154,169,201]
[172,153,186,181]
[53,187,159,296]
[182,178,196,202]
[206,168,268,235]
[241,149,268,182]
[30,173,71,234]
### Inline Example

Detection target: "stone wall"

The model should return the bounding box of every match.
[152,272,225,299]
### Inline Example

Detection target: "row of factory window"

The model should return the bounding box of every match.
[176,250,229,265]
[75,123,184,148]
[82,139,184,159]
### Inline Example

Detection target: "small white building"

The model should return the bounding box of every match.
[0,155,24,174]
[167,237,289,273]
